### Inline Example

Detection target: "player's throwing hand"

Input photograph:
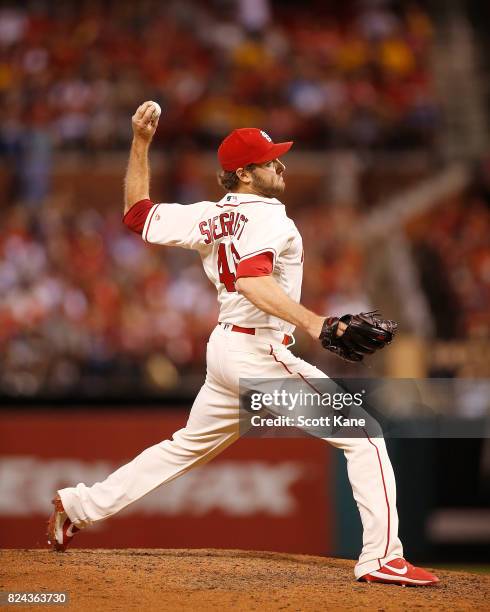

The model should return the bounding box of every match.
[131,101,161,142]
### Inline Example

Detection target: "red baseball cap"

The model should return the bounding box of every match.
[218,128,293,171]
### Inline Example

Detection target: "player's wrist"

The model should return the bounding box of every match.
[306,315,325,339]
[131,136,152,149]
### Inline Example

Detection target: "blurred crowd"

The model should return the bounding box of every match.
[409,168,490,341]
[0,0,438,163]
[0,202,215,396]
[0,198,368,396]
[1,177,488,396]
[1,0,488,398]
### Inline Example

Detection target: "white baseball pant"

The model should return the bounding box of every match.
[59,324,403,578]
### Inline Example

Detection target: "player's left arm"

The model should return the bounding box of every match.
[235,275,345,339]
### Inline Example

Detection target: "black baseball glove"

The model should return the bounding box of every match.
[319,310,397,363]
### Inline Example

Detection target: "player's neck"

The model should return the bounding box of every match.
[232,187,276,199]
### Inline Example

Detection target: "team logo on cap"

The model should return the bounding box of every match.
[260,130,272,142]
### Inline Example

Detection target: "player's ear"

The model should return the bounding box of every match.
[235,167,253,184]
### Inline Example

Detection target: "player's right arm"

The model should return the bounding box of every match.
[122,102,203,248]
[124,101,159,214]
[122,101,162,235]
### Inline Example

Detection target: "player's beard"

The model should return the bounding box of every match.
[250,171,285,198]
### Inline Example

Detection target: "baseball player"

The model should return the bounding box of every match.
[48,101,439,586]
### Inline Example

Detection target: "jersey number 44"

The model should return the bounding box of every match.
[217,243,240,292]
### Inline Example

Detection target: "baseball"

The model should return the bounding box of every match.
[149,101,162,121]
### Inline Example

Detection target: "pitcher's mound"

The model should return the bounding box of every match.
[2,549,487,611]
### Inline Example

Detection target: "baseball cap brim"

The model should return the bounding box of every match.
[252,141,293,165]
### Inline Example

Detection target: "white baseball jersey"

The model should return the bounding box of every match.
[141,192,304,336]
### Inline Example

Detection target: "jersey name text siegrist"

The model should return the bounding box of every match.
[199,212,249,245]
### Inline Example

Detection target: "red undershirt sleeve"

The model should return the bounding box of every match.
[236,252,274,279]
[123,199,154,234]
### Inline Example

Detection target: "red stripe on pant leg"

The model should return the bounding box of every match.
[298,374,391,567]
[269,345,293,375]
[364,429,390,563]
[298,376,391,565]
[277,361,391,567]
[298,372,324,395]
[296,374,391,568]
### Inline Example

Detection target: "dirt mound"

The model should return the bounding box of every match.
[1,549,488,611]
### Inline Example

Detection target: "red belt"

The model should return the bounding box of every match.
[221,323,292,346]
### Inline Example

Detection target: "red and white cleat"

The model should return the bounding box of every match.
[47,496,80,552]
[359,558,440,586]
